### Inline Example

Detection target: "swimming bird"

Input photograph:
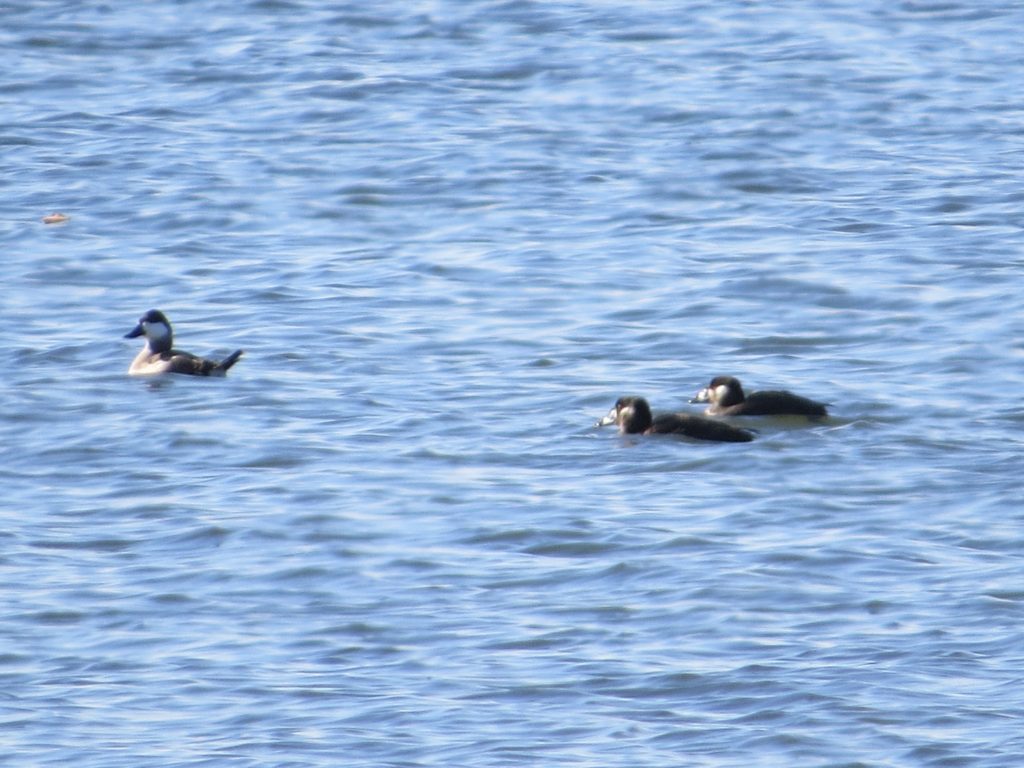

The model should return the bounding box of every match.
[597,396,755,442]
[125,309,243,376]
[691,376,827,417]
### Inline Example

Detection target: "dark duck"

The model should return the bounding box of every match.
[598,396,755,442]
[691,376,827,418]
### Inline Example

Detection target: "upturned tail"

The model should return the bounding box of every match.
[217,350,244,372]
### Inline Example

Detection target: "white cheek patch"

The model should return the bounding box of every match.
[145,321,171,341]
[713,384,730,402]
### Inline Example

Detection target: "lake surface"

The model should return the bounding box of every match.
[3,1,1024,766]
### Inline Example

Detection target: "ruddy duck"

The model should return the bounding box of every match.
[125,309,243,376]
[597,396,755,442]
[691,376,827,417]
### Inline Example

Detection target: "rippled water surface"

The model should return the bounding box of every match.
[3,1,1024,766]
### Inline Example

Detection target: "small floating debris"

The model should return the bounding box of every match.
[41,212,70,224]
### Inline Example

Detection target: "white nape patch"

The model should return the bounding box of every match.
[144,321,171,341]
[713,384,730,402]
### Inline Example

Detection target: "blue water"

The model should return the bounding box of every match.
[3,1,1024,766]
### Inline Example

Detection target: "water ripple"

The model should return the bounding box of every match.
[3,0,1024,766]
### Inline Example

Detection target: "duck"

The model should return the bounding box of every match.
[597,396,755,442]
[125,309,243,376]
[691,375,827,417]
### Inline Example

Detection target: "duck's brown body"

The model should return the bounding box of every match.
[598,396,755,443]
[126,310,243,377]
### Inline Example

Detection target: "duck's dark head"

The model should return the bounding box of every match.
[597,396,653,434]
[125,309,172,351]
[692,376,744,407]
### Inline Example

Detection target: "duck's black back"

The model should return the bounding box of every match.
[742,390,827,417]
[651,413,755,442]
